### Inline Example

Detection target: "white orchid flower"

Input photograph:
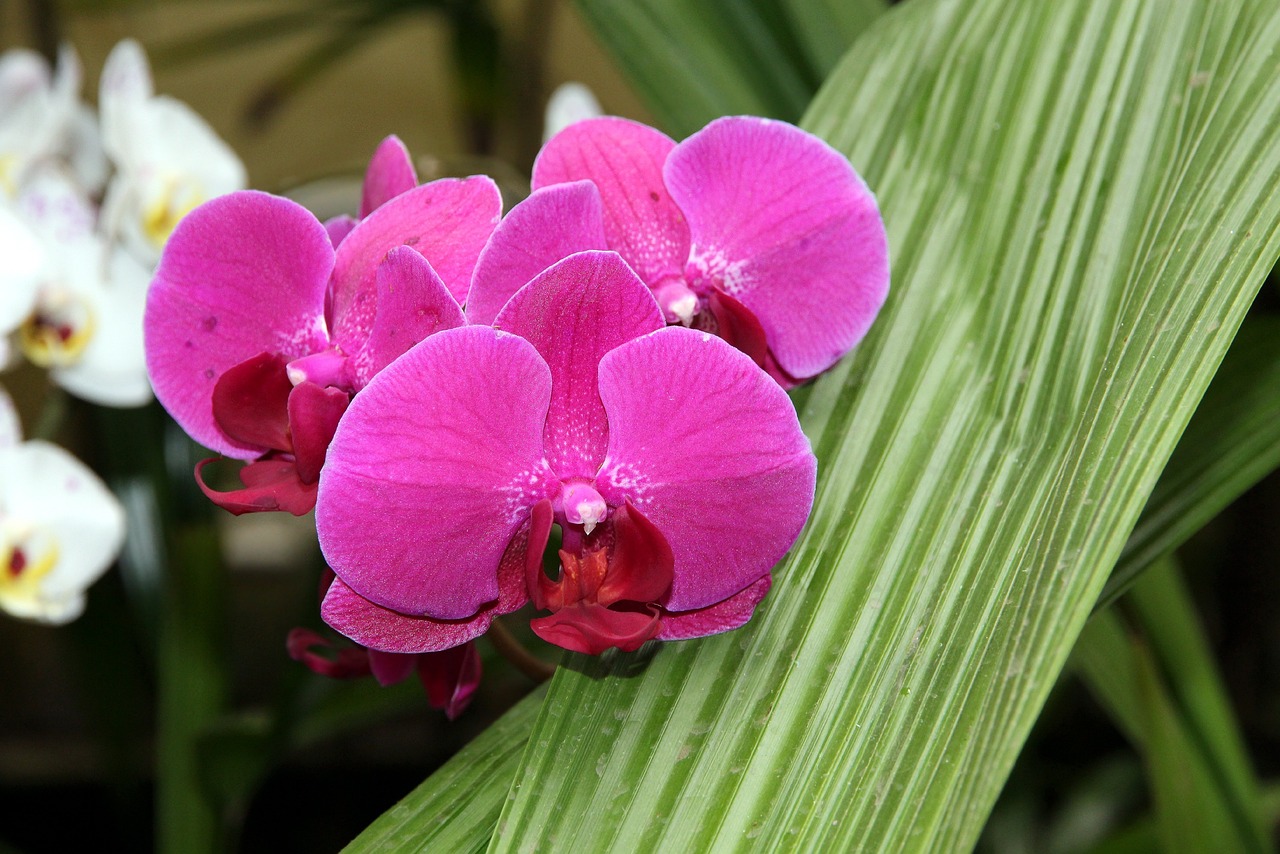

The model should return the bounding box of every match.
[0,388,125,624]
[543,81,603,143]
[99,39,245,265]
[0,44,107,198]
[12,167,152,406]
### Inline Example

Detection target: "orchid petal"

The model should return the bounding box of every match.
[465,181,609,326]
[317,325,554,619]
[321,507,533,653]
[350,246,465,389]
[145,191,332,457]
[321,580,497,655]
[494,250,662,479]
[286,627,372,679]
[543,82,603,143]
[0,387,20,449]
[706,288,769,371]
[419,643,482,720]
[532,117,689,287]
[195,457,317,516]
[596,327,815,610]
[367,649,416,686]
[0,207,42,336]
[360,135,418,218]
[287,381,349,484]
[0,50,48,115]
[211,353,292,452]
[667,116,890,379]
[98,39,152,164]
[16,166,96,243]
[323,215,357,247]
[329,177,501,344]
[656,574,772,640]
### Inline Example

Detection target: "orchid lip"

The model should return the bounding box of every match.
[0,523,59,608]
[18,290,96,368]
[560,481,608,535]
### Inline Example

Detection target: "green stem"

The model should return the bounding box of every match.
[156,519,230,853]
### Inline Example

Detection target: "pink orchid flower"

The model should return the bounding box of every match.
[315,250,816,656]
[145,137,501,514]
[466,115,889,387]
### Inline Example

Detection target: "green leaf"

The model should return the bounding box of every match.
[775,0,889,75]
[1128,563,1270,850]
[1134,633,1247,852]
[1098,314,1280,609]
[342,686,546,853]
[482,2,1280,850]
[571,0,866,136]
[1075,561,1271,852]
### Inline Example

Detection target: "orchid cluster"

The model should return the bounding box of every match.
[0,40,244,407]
[144,115,888,716]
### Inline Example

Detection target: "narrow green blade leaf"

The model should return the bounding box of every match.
[1074,610,1145,747]
[776,0,888,74]
[571,0,815,134]
[1133,635,1247,852]
[488,2,1280,850]
[342,686,545,853]
[1128,563,1270,850]
[1098,314,1280,609]
[1076,561,1271,852]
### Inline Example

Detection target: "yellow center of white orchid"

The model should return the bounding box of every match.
[17,289,96,368]
[0,525,59,613]
[143,177,204,248]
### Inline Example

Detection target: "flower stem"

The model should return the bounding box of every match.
[488,619,557,683]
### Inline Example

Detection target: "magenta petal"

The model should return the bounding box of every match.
[495,251,662,479]
[465,182,609,325]
[596,327,816,611]
[328,177,501,348]
[419,643,482,720]
[286,628,372,679]
[146,191,333,457]
[532,118,689,288]
[350,246,465,388]
[287,382,349,484]
[367,649,416,686]
[360,135,418,218]
[656,574,771,641]
[195,457,317,516]
[316,325,554,619]
[324,215,357,248]
[322,578,494,654]
[666,116,890,380]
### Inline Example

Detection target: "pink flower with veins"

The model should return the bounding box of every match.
[316,250,816,656]
[144,136,501,514]
[466,115,889,387]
